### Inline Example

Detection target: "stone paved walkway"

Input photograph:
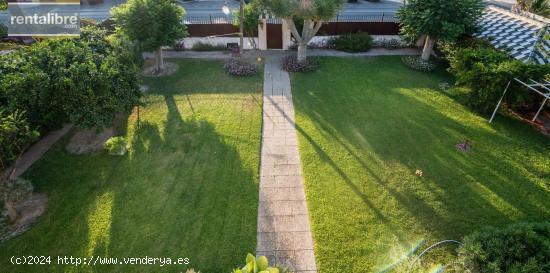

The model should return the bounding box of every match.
[256,57,317,273]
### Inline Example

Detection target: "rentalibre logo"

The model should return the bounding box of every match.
[7,0,80,37]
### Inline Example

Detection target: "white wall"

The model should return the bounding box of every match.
[258,19,267,50]
[177,37,259,50]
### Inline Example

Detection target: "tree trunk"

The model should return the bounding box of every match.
[5,201,18,223]
[239,0,244,54]
[421,35,435,61]
[286,19,323,62]
[155,47,164,73]
[297,43,307,62]
[248,37,257,49]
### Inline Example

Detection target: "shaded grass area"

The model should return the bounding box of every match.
[290,57,550,273]
[0,59,263,272]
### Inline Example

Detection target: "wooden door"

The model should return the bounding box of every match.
[266,24,283,49]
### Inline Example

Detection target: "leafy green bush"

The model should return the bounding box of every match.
[99,18,117,33]
[330,32,373,52]
[0,26,141,131]
[401,56,437,72]
[191,42,226,51]
[0,110,39,172]
[104,136,128,156]
[232,253,279,273]
[449,46,550,113]
[455,222,550,273]
[381,38,402,50]
[438,37,494,64]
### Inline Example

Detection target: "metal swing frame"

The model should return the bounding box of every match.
[489,78,550,123]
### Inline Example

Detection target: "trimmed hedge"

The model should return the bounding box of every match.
[330,32,373,53]
[455,222,550,273]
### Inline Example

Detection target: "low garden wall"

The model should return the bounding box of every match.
[176,37,259,50]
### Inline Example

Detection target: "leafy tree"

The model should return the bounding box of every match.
[397,0,484,61]
[233,1,261,49]
[0,26,141,131]
[112,0,187,73]
[259,0,344,61]
[0,0,6,11]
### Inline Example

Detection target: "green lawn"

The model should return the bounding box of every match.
[290,57,550,273]
[0,59,263,272]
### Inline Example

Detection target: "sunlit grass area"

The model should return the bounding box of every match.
[0,59,263,272]
[290,56,550,273]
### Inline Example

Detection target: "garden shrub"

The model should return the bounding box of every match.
[438,37,494,64]
[0,25,141,131]
[281,55,320,73]
[174,40,185,51]
[98,18,117,33]
[191,42,226,51]
[454,222,550,273]
[401,56,437,72]
[449,46,550,113]
[0,110,39,170]
[104,136,128,156]
[381,38,402,50]
[223,59,258,76]
[330,32,373,52]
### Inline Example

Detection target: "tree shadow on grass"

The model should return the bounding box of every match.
[288,57,550,270]
[0,92,260,273]
[104,93,259,272]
